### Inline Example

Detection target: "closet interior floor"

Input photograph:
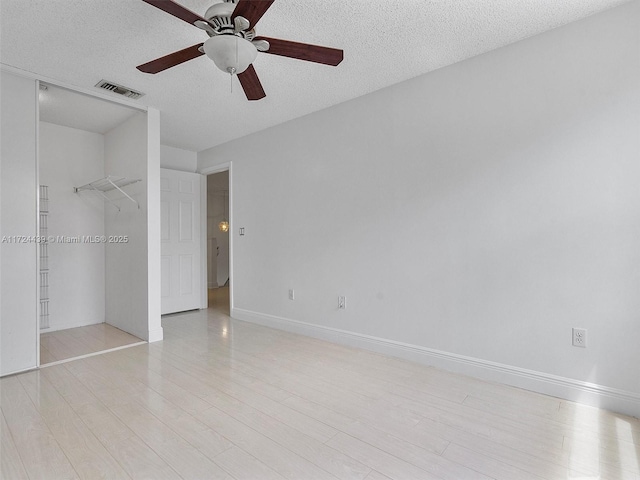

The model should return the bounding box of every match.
[40,323,144,365]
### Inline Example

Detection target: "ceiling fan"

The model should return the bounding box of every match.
[137,0,344,100]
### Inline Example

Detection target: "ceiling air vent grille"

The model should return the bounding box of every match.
[95,80,145,99]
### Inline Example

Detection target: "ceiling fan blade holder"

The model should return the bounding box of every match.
[252,39,270,52]
[234,16,250,33]
[254,36,343,66]
[194,20,217,36]
[137,43,205,74]
[232,0,275,29]
[237,64,266,100]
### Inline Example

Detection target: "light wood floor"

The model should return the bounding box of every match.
[3,287,639,479]
[209,286,230,313]
[40,323,144,365]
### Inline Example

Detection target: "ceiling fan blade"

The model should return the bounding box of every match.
[137,44,204,74]
[237,64,266,101]
[232,0,275,29]
[141,0,209,26]
[254,37,343,66]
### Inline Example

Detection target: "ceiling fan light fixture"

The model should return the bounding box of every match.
[203,35,257,74]
[137,0,344,100]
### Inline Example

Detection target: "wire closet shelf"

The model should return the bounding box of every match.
[74,175,141,211]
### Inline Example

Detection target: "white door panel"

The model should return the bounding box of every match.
[161,169,201,314]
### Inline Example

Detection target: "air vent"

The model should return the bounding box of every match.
[95,80,145,99]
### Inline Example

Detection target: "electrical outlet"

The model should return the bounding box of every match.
[288,289,294,301]
[572,328,587,348]
[338,296,346,309]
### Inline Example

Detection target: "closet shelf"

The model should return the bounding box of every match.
[74,176,140,193]
[74,175,141,211]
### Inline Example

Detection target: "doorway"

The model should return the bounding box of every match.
[206,170,230,312]
[37,83,147,365]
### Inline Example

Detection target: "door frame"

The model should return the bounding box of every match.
[199,162,232,312]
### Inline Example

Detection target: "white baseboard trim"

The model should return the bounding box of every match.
[42,318,104,333]
[0,366,38,378]
[148,327,164,343]
[232,307,640,418]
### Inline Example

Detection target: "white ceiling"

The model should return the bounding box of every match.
[39,84,138,135]
[1,0,631,152]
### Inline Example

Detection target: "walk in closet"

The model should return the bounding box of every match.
[0,70,162,375]
[37,84,147,363]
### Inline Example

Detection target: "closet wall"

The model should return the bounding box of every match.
[39,122,106,331]
[104,111,159,340]
[0,71,37,375]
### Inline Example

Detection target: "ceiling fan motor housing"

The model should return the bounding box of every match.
[204,1,255,40]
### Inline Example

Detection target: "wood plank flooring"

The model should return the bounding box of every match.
[3,287,639,479]
[40,323,144,365]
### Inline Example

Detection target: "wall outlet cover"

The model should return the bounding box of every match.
[572,327,587,348]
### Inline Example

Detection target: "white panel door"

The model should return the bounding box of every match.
[160,168,202,314]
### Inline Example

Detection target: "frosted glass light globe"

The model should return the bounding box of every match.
[204,35,257,74]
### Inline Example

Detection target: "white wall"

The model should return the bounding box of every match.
[199,2,640,416]
[104,110,162,342]
[161,144,197,173]
[207,171,230,288]
[0,71,38,375]
[39,122,105,331]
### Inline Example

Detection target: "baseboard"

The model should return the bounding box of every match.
[147,326,163,343]
[231,307,640,418]
[41,318,104,333]
[0,366,38,378]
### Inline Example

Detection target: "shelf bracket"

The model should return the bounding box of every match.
[105,177,140,210]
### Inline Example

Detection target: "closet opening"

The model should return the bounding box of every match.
[38,83,147,365]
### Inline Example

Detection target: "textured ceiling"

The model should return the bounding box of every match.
[1,0,631,152]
